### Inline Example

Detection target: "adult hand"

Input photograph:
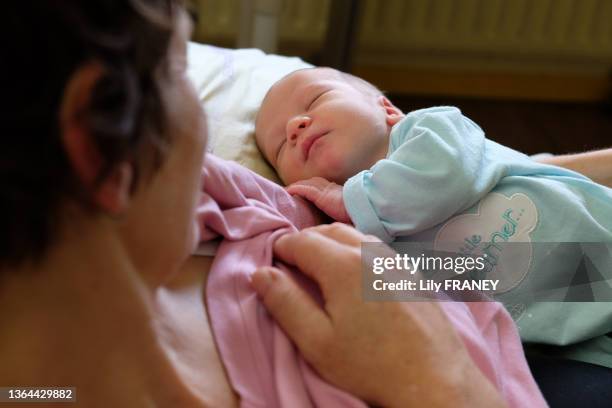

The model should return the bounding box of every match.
[537,148,612,188]
[286,177,352,223]
[251,223,506,408]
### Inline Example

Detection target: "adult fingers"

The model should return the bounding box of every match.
[251,266,332,360]
[303,223,381,247]
[273,230,355,294]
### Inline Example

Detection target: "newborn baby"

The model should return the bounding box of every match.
[255,67,612,367]
[255,67,611,239]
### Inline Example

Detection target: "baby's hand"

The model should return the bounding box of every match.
[286,177,351,224]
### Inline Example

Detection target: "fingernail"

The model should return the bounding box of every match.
[251,268,274,294]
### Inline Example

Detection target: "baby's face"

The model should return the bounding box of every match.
[256,68,396,185]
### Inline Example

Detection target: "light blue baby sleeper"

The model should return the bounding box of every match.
[343,106,612,367]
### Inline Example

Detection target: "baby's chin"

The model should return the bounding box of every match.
[319,167,352,185]
[277,170,294,185]
[304,159,345,184]
[321,162,358,185]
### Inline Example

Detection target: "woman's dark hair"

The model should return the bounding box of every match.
[1,0,181,266]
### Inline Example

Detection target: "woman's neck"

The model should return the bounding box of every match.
[0,221,207,406]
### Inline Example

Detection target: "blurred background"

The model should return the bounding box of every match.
[188,0,611,155]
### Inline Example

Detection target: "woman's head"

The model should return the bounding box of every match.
[2,1,206,276]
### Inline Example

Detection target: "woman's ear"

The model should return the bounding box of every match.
[60,62,133,215]
[378,95,404,127]
[95,163,134,215]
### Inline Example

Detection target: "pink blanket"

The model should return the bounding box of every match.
[198,154,546,408]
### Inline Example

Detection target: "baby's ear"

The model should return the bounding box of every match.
[378,96,404,126]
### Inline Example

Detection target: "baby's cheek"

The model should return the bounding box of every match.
[280,161,305,185]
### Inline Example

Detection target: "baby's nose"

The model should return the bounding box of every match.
[286,116,312,143]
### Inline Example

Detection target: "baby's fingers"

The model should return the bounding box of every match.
[287,177,331,189]
[286,183,323,203]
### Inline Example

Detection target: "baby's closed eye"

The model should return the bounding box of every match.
[307,90,329,111]
[276,139,286,163]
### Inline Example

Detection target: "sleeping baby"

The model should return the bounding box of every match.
[255,67,612,365]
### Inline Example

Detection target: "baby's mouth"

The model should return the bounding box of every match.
[302,131,329,161]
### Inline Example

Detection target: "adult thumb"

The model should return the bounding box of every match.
[251,267,332,359]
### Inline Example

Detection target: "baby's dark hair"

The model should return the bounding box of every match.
[1,1,181,267]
